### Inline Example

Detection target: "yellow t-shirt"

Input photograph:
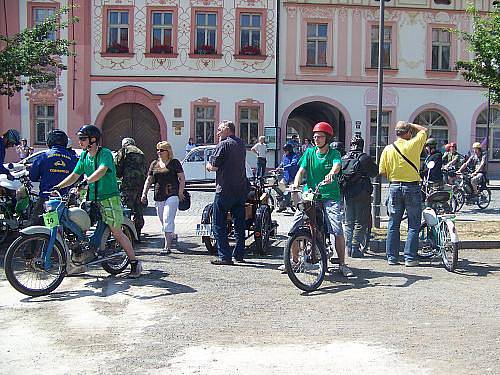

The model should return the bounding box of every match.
[379,131,427,182]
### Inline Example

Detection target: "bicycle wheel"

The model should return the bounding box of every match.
[284,229,327,292]
[418,222,435,259]
[4,233,66,297]
[266,189,276,212]
[477,188,491,210]
[101,226,131,275]
[0,204,11,244]
[438,220,458,272]
[452,187,465,212]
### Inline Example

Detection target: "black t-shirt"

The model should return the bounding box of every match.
[210,135,247,197]
[148,158,184,201]
[422,152,443,183]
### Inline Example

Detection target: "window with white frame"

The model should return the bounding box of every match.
[414,110,449,149]
[195,12,217,54]
[240,13,262,55]
[371,25,392,68]
[306,23,327,66]
[431,28,451,71]
[33,7,56,41]
[34,105,55,145]
[195,106,215,144]
[107,11,130,53]
[476,107,500,161]
[369,110,390,157]
[239,107,259,146]
[151,11,173,54]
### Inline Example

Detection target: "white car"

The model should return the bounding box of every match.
[182,145,254,183]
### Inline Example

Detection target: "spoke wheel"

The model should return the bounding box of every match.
[0,204,12,244]
[438,220,458,272]
[101,226,131,275]
[4,233,66,297]
[254,205,271,255]
[476,188,491,209]
[452,187,465,212]
[418,222,435,259]
[284,229,327,292]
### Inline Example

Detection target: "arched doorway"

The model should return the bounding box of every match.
[102,103,161,164]
[285,101,346,146]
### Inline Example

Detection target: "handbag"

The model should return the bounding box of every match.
[178,190,191,211]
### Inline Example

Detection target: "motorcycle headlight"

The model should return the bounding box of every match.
[44,200,60,212]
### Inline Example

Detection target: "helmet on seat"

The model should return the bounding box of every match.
[77,124,101,144]
[4,129,21,146]
[47,129,69,148]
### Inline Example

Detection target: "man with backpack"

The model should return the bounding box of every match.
[340,136,378,257]
[115,137,148,241]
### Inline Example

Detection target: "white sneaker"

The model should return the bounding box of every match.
[278,264,286,271]
[339,264,354,277]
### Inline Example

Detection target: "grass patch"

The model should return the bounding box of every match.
[370,220,500,241]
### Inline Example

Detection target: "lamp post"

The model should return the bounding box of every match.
[372,0,390,228]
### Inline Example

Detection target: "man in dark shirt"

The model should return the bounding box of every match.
[206,120,248,265]
[421,138,443,186]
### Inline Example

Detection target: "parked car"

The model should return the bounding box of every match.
[182,145,254,183]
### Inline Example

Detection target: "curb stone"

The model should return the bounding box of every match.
[369,240,500,252]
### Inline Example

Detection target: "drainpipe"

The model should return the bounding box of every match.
[274,0,281,167]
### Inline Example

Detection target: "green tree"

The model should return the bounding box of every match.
[454,5,500,103]
[0,6,78,96]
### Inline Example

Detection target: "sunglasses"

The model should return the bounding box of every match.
[78,136,89,141]
[157,149,167,152]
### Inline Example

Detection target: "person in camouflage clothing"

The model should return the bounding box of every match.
[115,138,148,240]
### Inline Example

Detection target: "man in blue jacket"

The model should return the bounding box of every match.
[276,143,299,212]
[29,130,78,224]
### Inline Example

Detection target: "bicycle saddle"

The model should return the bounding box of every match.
[426,190,450,204]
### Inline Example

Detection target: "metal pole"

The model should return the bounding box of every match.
[486,88,491,173]
[274,0,281,167]
[372,0,385,228]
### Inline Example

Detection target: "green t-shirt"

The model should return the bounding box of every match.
[73,147,120,201]
[299,146,342,202]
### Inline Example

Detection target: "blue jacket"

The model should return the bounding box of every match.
[0,137,12,176]
[29,145,79,197]
[279,152,300,184]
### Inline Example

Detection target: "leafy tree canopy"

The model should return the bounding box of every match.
[0,6,78,96]
[454,5,500,103]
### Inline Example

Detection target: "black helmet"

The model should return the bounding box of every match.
[330,141,344,151]
[47,129,68,148]
[4,129,21,146]
[77,124,101,144]
[283,143,293,152]
[350,135,364,151]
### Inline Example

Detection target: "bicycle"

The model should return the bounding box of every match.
[284,182,331,292]
[418,161,459,272]
[264,170,296,213]
[453,172,491,210]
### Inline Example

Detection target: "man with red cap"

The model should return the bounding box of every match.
[288,121,353,277]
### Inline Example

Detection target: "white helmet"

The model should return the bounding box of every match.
[68,207,91,232]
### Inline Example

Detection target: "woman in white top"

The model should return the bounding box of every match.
[251,136,267,178]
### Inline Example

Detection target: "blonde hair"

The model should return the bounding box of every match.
[156,141,174,163]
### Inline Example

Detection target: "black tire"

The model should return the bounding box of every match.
[101,226,131,275]
[4,233,66,297]
[418,222,435,259]
[438,220,458,272]
[266,189,276,212]
[254,205,271,255]
[201,203,217,255]
[203,236,217,255]
[476,188,491,210]
[284,229,327,292]
[0,204,11,244]
[452,187,465,212]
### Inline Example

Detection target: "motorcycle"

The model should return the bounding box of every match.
[0,169,37,244]
[3,189,138,297]
[264,169,297,213]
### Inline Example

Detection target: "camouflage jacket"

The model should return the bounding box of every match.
[115,145,148,191]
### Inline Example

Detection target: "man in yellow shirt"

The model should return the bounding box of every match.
[379,121,428,266]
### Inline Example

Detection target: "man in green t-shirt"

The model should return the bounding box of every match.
[55,125,142,278]
[288,122,353,277]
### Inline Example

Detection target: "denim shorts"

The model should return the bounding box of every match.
[288,199,344,236]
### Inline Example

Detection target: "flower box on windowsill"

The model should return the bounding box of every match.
[240,45,261,56]
[144,52,178,59]
[195,45,216,55]
[234,54,267,61]
[100,52,135,58]
[106,44,130,54]
[150,45,173,54]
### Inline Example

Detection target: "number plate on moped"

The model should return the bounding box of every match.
[43,211,59,228]
[196,223,212,236]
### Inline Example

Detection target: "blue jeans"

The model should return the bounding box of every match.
[344,191,371,255]
[386,183,422,262]
[212,193,246,261]
[256,157,267,178]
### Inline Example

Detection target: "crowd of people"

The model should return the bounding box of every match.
[0,118,490,279]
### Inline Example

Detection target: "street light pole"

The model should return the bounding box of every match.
[372,0,388,228]
[486,88,491,174]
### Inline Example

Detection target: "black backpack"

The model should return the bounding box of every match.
[339,153,363,191]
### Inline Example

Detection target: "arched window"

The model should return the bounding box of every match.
[414,110,449,149]
[475,106,500,161]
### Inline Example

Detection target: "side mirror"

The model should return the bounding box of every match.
[427,160,435,170]
[7,163,14,170]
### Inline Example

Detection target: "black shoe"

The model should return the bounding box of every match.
[211,258,234,266]
[233,258,245,264]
